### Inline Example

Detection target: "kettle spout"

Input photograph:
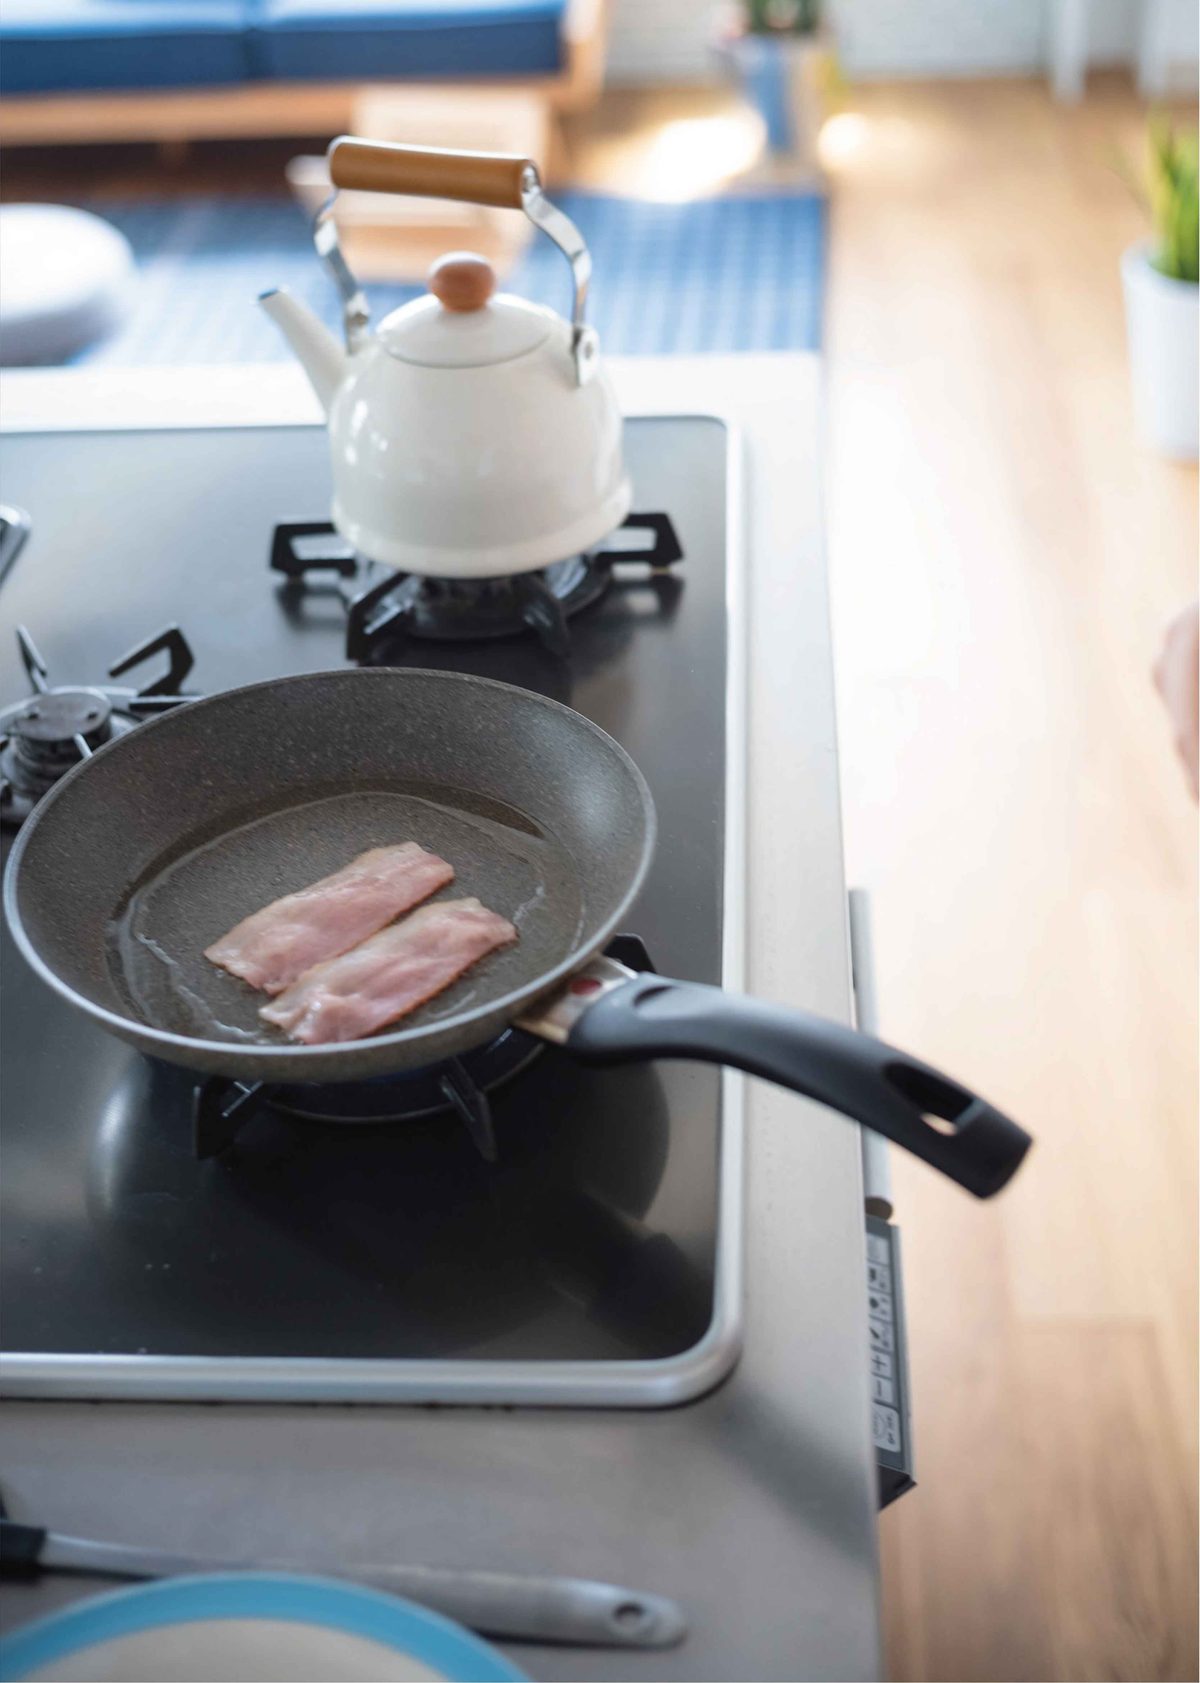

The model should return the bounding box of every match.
[259,287,345,414]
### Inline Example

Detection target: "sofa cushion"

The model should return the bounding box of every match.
[253,0,567,82]
[0,1,254,95]
[0,205,135,364]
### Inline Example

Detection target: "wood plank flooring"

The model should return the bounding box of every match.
[820,75,1198,1683]
[572,72,1199,1683]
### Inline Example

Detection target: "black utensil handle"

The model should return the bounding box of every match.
[0,1520,47,1577]
[567,977,1031,1198]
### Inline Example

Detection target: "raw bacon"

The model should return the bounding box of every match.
[260,896,517,1044]
[205,843,454,995]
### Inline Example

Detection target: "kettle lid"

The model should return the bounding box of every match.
[377,252,555,369]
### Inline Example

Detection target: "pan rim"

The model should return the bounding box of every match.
[2,666,658,1069]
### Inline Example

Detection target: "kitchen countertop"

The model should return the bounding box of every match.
[0,356,881,1682]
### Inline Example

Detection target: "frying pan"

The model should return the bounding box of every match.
[3,669,1031,1198]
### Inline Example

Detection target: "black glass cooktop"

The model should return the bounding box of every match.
[0,417,728,1376]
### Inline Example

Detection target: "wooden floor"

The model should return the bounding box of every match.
[4,71,1196,1683]
[817,77,1198,1683]
[577,74,1199,1683]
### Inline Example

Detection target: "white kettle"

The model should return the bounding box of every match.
[261,138,630,579]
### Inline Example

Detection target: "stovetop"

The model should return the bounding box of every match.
[0,415,743,1404]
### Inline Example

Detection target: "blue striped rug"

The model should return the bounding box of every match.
[72,190,825,364]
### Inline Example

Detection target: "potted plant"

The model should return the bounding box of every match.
[743,0,820,29]
[714,1,825,160]
[1121,118,1198,460]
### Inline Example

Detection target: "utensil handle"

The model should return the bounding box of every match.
[359,1566,686,1648]
[327,138,534,209]
[22,1530,686,1650]
[567,976,1031,1198]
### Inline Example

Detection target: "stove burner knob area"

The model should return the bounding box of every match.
[0,687,117,824]
[13,687,113,749]
[0,624,198,830]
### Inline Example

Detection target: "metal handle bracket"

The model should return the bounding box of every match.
[314,150,598,384]
[519,165,598,385]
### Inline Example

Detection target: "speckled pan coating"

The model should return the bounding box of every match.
[3,669,656,1082]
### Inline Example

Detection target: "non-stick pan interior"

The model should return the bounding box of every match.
[6,669,655,1078]
[111,785,583,1044]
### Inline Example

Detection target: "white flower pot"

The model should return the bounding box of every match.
[1121,241,1199,461]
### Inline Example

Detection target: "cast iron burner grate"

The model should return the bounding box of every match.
[0,625,198,827]
[270,514,683,661]
[193,935,655,1163]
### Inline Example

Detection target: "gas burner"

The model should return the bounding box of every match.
[0,625,198,827]
[346,556,614,662]
[193,934,656,1164]
[193,1027,543,1164]
[270,513,684,661]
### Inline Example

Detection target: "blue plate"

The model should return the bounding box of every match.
[0,1572,530,1682]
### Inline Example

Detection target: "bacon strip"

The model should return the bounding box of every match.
[260,896,517,1045]
[205,843,454,995]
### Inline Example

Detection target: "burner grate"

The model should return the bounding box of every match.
[0,625,199,827]
[191,935,656,1163]
[270,514,683,661]
[192,1028,540,1164]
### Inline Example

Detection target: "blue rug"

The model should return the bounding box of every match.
[73,190,825,364]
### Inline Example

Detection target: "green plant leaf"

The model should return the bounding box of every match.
[1145,112,1199,283]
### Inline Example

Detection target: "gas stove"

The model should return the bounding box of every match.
[0,415,743,1406]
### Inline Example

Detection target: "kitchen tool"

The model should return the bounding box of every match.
[4,668,1031,1198]
[0,1520,684,1648]
[261,139,629,579]
[0,1574,528,1682]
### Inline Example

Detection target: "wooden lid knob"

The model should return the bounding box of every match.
[428,252,496,313]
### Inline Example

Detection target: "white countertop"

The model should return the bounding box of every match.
[0,355,881,1681]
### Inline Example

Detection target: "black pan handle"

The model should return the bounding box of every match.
[566,975,1031,1198]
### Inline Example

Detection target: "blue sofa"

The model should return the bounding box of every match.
[0,0,570,96]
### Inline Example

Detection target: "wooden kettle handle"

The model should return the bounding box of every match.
[327,138,535,209]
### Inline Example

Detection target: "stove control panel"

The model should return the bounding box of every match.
[867,1215,915,1506]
